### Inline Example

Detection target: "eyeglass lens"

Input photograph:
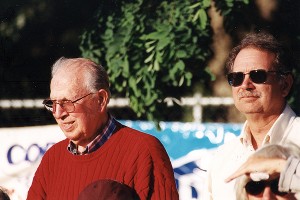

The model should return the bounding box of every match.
[53,101,74,113]
[43,93,94,113]
[227,69,271,87]
[43,100,75,113]
[245,179,288,196]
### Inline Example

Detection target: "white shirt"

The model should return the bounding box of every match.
[207,104,300,200]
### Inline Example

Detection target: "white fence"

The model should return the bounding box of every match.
[0,93,234,123]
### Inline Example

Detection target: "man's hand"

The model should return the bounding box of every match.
[225,157,286,182]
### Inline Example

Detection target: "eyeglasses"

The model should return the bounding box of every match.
[227,69,280,87]
[245,178,288,196]
[42,93,94,113]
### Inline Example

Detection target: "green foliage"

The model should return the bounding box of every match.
[2,0,300,126]
[80,0,214,121]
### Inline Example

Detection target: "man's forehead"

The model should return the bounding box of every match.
[50,81,84,100]
[233,48,275,71]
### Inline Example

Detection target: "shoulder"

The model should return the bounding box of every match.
[112,125,168,156]
[288,116,300,133]
[283,105,300,129]
[115,125,162,145]
[282,116,300,144]
[291,116,300,125]
[113,120,161,142]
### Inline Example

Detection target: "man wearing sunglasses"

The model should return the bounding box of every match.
[207,32,300,200]
[26,57,179,200]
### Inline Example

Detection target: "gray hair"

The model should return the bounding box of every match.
[51,57,111,99]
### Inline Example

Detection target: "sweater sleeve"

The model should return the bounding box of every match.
[279,156,300,193]
[145,135,179,200]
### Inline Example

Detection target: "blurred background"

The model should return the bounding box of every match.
[1,0,299,127]
[1,0,300,199]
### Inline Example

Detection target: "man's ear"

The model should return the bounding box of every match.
[280,74,293,97]
[97,89,109,111]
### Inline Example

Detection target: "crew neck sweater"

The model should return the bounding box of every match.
[27,124,178,200]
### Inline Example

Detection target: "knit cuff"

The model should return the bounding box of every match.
[278,156,300,192]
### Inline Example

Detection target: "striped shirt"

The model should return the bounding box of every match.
[67,114,117,155]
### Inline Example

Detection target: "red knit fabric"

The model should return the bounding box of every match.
[27,125,179,200]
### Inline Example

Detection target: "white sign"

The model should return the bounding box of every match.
[0,125,65,200]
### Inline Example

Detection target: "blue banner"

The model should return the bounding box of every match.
[121,121,242,159]
[0,122,243,200]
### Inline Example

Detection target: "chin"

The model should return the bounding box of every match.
[238,105,262,114]
[63,131,80,141]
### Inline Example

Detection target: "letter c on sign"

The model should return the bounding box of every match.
[7,143,53,164]
[7,144,24,164]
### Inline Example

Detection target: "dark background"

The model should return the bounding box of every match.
[1,0,300,127]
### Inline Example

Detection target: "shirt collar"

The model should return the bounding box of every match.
[239,104,296,148]
[67,114,117,155]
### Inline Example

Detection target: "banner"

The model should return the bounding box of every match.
[0,121,242,200]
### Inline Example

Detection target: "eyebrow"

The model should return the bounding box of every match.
[49,97,73,101]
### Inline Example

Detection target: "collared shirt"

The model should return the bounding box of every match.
[67,114,117,155]
[239,104,294,151]
[207,104,300,200]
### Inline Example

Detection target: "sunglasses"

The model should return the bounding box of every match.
[245,178,288,196]
[227,69,280,87]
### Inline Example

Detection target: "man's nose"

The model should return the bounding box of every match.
[241,74,255,89]
[53,103,68,119]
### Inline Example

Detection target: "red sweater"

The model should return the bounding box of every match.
[27,125,179,200]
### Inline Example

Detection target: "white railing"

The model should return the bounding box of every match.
[0,93,234,122]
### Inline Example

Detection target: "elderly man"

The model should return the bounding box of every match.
[207,32,300,200]
[27,57,179,200]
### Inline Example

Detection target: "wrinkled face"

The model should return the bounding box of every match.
[231,48,289,116]
[50,69,104,147]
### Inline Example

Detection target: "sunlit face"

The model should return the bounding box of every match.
[50,68,104,147]
[231,48,287,116]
